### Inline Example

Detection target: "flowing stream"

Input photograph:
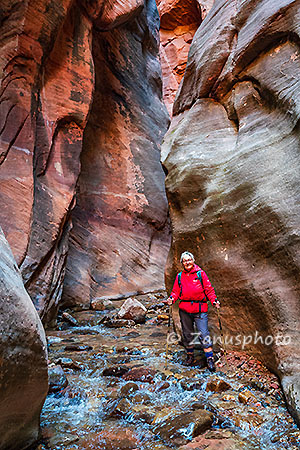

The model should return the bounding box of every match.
[39,295,300,450]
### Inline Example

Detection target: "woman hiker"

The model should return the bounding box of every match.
[166,251,220,371]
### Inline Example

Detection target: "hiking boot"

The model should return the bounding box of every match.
[197,358,206,369]
[185,354,195,366]
[207,356,216,372]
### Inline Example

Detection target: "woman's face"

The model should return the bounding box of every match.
[182,256,194,272]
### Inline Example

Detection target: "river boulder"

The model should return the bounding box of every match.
[118,298,147,323]
[0,228,48,450]
[153,408,214,445]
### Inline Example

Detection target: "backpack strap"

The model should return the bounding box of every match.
[197,269,210,311]
[178,271,183,298]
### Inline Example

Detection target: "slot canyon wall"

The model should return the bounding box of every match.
[0,0,170,327]
[62,1,170,310]
[162,0,300,425]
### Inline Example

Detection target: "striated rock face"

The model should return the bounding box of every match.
[157,0,216,115]
[162,0,300,424]
[0,0,169,324]
[0,0,95,325]
[0,227,48,450]
[62,0,170,309]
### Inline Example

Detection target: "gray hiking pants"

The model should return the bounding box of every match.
[179,309,212,350]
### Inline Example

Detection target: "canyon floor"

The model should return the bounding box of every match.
[38,294,300,450]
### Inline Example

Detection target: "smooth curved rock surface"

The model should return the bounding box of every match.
[62,0,170,309]
[162,0,300,425]
[0,227,48,450]
[0,0,169,325]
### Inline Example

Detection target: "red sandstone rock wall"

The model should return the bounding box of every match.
[162,0,300,425]
[62,1,170,308]
[0,0,95,325]
[157,0,215,115]
[0,0,169,326]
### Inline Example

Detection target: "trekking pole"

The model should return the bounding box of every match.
[217,308,230,372]
[165,306,172,367]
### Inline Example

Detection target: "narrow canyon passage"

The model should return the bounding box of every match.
[1,0,300,448]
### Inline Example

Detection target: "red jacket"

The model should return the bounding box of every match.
[170,264,217,313]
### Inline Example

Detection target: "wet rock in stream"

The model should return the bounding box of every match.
[180,378,203,391]
[131,391,151,405]
[153,409,214,445]
[48,365,68,393]
[119,382,139,397]
[128,404,156,424]
[79,427,140,450]
[122,367,157,383]
[110,398,131,418]
[237,390,257,405]
[117,298,147,323]
[107,396,156,424]
[55,357,84,371]
[61,312,78,326]
[226,411,265,429]
[177,430,245,450]
[102,365,130,377]
[155,381,170,392]
[206,378,232,393]
[99,316,136,328]
[91,298,115,311]
[64,344,93,352]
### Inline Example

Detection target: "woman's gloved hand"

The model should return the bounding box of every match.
[163,297,173,306]
[214,300,220,309]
